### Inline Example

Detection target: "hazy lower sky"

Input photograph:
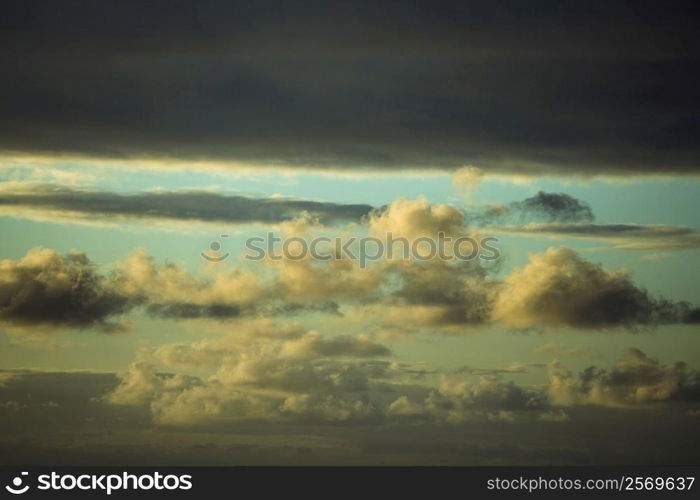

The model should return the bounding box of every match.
[1,0,699,465]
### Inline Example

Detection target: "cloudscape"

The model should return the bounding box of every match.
[1,0,699,466]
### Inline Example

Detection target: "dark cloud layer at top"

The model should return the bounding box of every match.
[1,1,699,175]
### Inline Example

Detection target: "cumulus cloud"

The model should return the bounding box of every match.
[106,324,400,424]
[103,320,563,426]
[4,241,698,335]
[384,259,496,327]
[110,249,349,321]
[108,249,274,320]
[258,198,498,327]
[112,357,553,425]
[104,318,527,425]
[367,197,467,241]
[266,254,387,303]
[0,246,344,332]
[5,344,699,456]
[0,248,135,331]
[433,376,547,421]
[104,362,201,406]
[5,366,700,465]
[548,348,700,408]
[492,247,700,329]
[3,191,699,336]
[112,241,699,331]
[150,321,308,368]
[8,348,700,428]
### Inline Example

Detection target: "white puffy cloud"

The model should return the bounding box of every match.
[368,197,467,241]
[492,247,699,329]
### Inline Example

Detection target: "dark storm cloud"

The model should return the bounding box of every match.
[0,248,136,331]
[0,184,373,225]
[1,1,699,175]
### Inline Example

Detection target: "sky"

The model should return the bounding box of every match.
[1,0,699,465]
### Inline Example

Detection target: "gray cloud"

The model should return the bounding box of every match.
[3,243,698,334]
[472,191,595,226]
[0,247,341,331]
[385,260,496,327]
[4,368,700,465]
[491,223,700,251]
[1,1,699,175]
[509,192,595,223]
[2,221,699,334]
[453,362,546,376]
[0,184,372,226]
[98,319,552,426]
[280,334,391,358]
[548,348,700,407]
[144,301,342,320]
[106,340,549,426]
[6,184,688,260]
[0,248,136,331]
[103,331,700,432]
[145,303,242,319]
